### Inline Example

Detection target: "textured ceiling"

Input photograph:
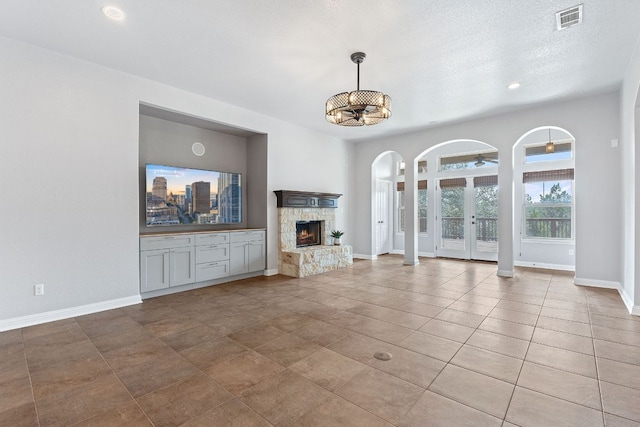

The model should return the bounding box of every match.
[2,1,639,141]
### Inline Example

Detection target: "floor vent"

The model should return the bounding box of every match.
[556,4,583,30]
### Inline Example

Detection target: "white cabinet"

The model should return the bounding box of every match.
[170,246,196,286]
[195,232,230,282]
[248,240,266,272]
[140,249,170,292]
[229,231,265,275]
[140,234,195,292]
[140,230,265,295]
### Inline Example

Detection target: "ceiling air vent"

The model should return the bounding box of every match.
[556,4,583,30]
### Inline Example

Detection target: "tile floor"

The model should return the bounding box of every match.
[2,255,640,426]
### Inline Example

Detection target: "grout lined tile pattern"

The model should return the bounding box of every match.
[1,255,640,426]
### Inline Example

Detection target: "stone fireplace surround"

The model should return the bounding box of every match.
[274,191,353,278]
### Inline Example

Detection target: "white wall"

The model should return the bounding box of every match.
[0,36,351,328]
[620,36,640,313]
[353,92,621,284]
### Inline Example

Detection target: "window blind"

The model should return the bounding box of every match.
[439,178,467,188]
[474,175,498,187]
[523,168,574,183]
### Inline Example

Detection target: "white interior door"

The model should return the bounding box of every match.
[436,176,498,261]
[375,180,391,255]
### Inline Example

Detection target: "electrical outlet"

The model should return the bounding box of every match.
[34,284,45,296]
[568,249,574,256]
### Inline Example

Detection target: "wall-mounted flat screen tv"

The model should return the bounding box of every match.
[146,163,242,226]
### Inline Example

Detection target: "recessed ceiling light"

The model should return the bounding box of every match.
[507,82,521,90]
[102,6,125,20]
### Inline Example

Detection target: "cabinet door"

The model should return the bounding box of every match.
[229,242,248,276]
[170,246,196,286]
[248,240,265,273]
[140,249,170,292]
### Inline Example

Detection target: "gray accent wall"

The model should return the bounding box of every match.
[138,114,251,233]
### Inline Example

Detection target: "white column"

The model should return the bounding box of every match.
[497,151,514,277]
[404,159,419,265]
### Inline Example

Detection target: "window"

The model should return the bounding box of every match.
[525,140,572,163]
[523,169,574,239]
[440,151,498,171]
[398,160,427,175]
[397,181,428,233]
[397,181,405,232]
[418,180,427,233]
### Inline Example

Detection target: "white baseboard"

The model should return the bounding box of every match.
[264,268,279,276]
[618,287,636,315]
[497,269,514,278]
[353,253,377,260]
[0,295,142,332]
[514,261,575,272]
[419,252,435,258]
[573,277,620,289]
[573,277,639,317]
[390,249,404,255]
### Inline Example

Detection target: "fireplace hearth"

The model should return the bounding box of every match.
[275,190,352,277]
[296,220,322,247]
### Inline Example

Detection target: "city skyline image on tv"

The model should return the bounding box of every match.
[145,163,242,226]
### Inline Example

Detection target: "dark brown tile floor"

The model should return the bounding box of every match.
[2,255,640,426]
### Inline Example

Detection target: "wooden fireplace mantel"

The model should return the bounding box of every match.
[274,190,342,209]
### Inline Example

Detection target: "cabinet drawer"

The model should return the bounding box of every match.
[230,230,265,243]
[196,261,230,281]
[195,232,230,245]
[196,244,229,263]
[141,234,195,250]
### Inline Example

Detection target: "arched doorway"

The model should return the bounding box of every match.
[513,126,576,270]
[371,151,403,256]
[413,140,500,261]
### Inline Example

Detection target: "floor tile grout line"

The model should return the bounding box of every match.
[19,328,41,427]
[79,314,159,427]
[498,272,551,425]
[585,289,607,426]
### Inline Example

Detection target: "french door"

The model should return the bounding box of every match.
[436,176,498,261]
[375,180,391,255]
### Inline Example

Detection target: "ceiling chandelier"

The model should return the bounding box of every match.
[325,52,391,127]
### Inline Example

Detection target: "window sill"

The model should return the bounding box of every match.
[521,238,574,245]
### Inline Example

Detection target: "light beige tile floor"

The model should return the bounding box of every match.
[1,255,640,426]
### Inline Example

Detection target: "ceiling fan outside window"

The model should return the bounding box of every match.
[440,151,499,171]
[473,153,499,167]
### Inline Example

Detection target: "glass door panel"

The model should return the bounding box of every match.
[438,181,468,258]
[472,183,499,261]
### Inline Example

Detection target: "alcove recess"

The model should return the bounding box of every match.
[138,103,268,234]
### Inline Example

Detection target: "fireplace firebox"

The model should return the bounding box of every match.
[296,221,322,247]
